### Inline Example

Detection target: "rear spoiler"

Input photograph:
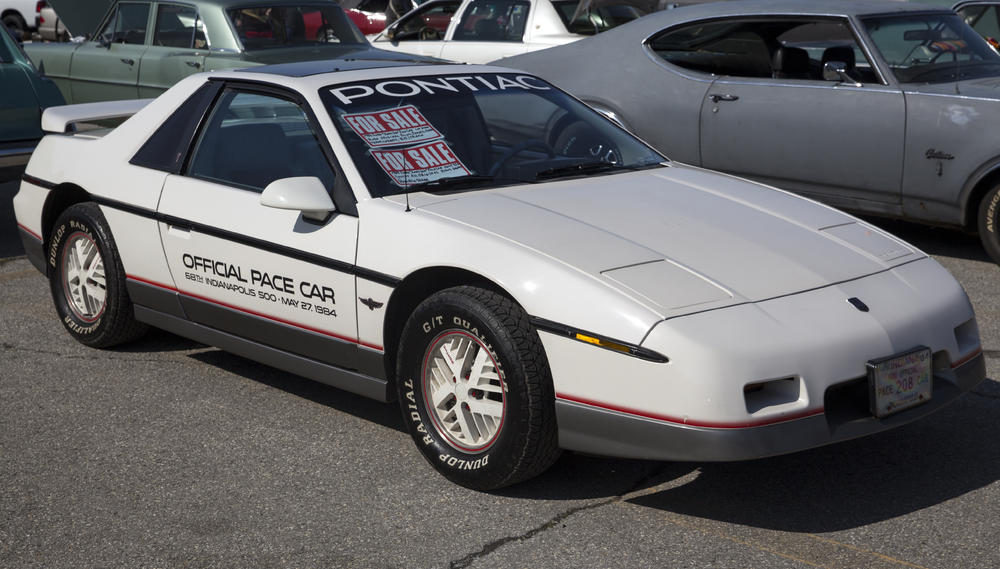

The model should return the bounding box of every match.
[41,99,154,134]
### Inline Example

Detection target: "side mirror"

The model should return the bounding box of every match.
[385,25,398,42]
[823,61,861,87]
[260,176,336,223]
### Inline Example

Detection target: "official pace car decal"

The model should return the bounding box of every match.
[181,253,338,318]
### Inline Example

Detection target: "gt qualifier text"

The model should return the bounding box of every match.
[181,253,337,317]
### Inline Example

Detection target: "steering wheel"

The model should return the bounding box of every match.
[553,122,622,165]
[419,26,441,40]
[489,140,555,176]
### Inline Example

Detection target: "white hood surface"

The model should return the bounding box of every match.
[417,165,919,318]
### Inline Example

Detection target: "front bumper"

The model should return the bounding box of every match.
[555,352,985,462]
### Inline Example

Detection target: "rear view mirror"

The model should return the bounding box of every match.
[904,29,942,42]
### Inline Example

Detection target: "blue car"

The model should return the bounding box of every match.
[0,23,64,182]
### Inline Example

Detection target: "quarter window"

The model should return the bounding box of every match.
[187,90,337,193]
[97,2,151,45]
[648,18,877,83]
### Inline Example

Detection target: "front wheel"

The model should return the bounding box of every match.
[396,286,560,490]
[48,203,147,348]
[979,184,1000,264]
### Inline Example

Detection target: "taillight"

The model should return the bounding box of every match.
[36,1,47,13]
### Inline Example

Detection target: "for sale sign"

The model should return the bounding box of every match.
[371,140,470,187]
[343,105,442,148]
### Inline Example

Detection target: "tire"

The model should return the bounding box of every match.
[396,286,560,490]
[3,13,26,37]
[979,183,1000,265]
[48,203,147,348]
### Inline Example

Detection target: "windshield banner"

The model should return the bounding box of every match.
[343,105,442,148]
[370,140,470,187]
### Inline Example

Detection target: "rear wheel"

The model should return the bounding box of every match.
[3,13,26,37]
[48,203,147,348]
[978,183,1000,264]
[396,286,560,490]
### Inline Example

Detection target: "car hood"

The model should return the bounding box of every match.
[414,166,921,317]
[48,0,113,37]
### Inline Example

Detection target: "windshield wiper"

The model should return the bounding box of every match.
[404,175,499,193]
[534,161,641,181]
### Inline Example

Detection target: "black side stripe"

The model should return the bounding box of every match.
[73,192,401,288]
[21,173,58,190]
[530,316,670,363]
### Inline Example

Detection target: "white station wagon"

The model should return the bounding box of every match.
[13,59,986,489]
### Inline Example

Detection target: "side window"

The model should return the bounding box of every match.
[393,1,460,41]
[97,2,151,45]
[187,90,337,193]
[153,4,209,49]
[648,18,875,83]
[648,20,773,77]
[453,0,530,42]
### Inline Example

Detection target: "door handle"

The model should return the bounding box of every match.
[120,57,135,65]
[185,61,201,69]
[708,93,739,103]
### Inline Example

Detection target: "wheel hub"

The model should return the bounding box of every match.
[422,331,505,453]
[62,232,107,322]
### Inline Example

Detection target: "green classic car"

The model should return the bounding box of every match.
[0,22,64,181]
[26,0,435,104]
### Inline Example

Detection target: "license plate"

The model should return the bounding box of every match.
[868,347,932,418]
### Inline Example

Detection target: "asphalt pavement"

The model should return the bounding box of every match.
[2,179,999,568]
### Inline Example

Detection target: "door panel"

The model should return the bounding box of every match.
[138,47,206,97]
[700,79,905,207]
[157,175,361,368]
[155,87,365,372]
[69,43,146,103]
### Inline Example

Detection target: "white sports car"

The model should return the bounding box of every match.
[13,59,986,489]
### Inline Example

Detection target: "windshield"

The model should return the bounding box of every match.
[322,73,665,197]
[228,4,366,48]
[862,12,1000,83]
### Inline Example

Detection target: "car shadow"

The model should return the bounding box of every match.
[625,394,1000,532]
[861,215,993,263]
[186,347,407,434]
[111,327,205,353]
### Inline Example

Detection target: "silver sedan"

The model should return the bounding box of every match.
[502,0,1000,264]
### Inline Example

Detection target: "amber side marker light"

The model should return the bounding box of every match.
[576,333,631,354]
[529,316,670,363]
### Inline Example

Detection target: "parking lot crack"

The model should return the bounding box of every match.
[447,496,619,569]
[448,466,668,569]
